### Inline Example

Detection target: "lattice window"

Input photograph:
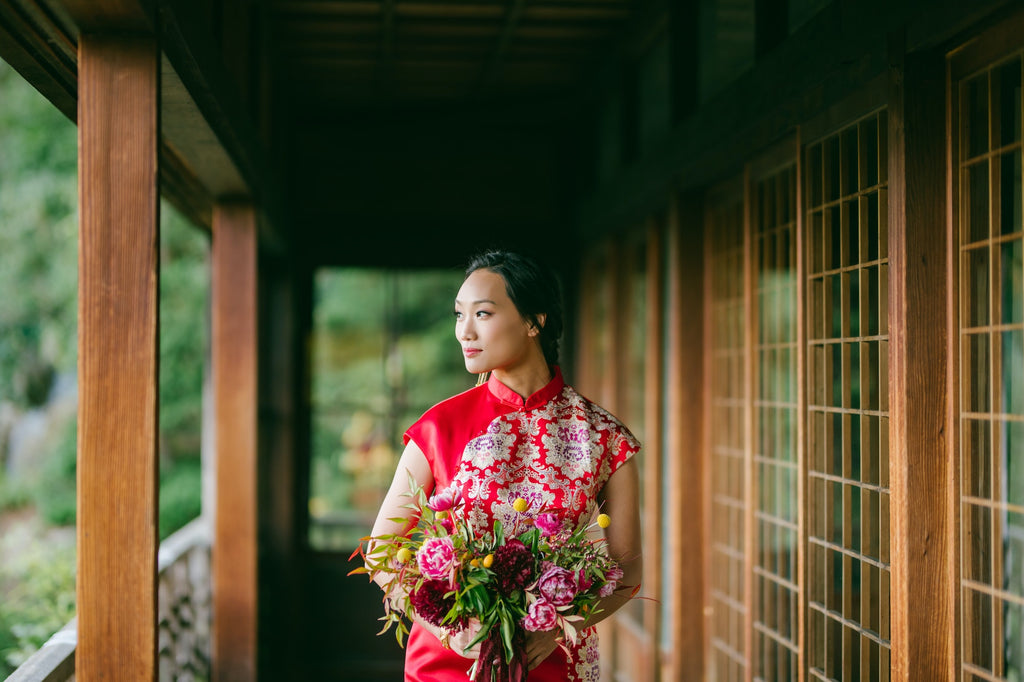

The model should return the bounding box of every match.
[957,54,1024,681]
[752,164,800,681]
[805,111,891,681]
[708,188,749,679]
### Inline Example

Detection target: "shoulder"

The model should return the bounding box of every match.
[417,382,490,424]
[405,382,490,445]
[558,385,641,451]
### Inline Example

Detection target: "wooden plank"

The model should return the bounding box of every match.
[742,163,755,682]
[886,33,954,682]
[667,192,705,680]
[643,216,664,679]
[77,33,159,682]
[795,126,807,682]
[61,0,153,31]
[212,202,259,682]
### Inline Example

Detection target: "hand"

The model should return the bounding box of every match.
[446,619,483,659]
[524,629,560,670]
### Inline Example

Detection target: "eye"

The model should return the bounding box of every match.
[453,310,463,320]
[475,310,492,318]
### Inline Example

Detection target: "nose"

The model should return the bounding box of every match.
[459,317,475,341]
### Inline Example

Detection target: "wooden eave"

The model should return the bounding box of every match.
[0,0,284,245]
[574,0,1022,239]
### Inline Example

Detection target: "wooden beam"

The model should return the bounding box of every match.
[61,0,153,31]
[886,33,954,682]
[76,33,159,682]
[473,0,526,94]
[212,201,259,682]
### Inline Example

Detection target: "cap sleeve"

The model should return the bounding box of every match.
[607,423,641,476]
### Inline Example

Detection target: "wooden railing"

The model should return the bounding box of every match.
[6,517,212,682]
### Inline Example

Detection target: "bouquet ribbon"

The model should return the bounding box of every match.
[473,628,528,682]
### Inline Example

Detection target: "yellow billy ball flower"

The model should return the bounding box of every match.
[396,547,413,564]
[470,558,481,568]
[483,553,494,568]
[512,498,529,513]
[435,510,448,520]
[597,513,611,529]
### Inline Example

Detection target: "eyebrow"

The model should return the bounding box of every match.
[454,298,497,306]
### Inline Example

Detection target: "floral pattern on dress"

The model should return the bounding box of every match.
[449,384,639,682]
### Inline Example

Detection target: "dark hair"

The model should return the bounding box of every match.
[465,250,563,366]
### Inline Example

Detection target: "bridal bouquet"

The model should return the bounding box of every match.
[350,476,627,682]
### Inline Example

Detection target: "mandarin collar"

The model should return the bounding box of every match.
[487,366,564,409]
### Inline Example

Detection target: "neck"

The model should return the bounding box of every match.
[491,356,552,400]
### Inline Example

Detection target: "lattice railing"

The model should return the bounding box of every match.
[6,517,211,682]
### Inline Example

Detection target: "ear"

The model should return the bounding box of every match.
[528,314,546,337]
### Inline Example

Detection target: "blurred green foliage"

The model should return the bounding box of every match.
[0,532,75,675]
[0,61,78,407]
[308,268,469,548]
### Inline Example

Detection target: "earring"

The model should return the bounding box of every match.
[476,372,489,386]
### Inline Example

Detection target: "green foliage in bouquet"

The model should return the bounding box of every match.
[351,475,628,680]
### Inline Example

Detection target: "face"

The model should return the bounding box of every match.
[455,269,540,375]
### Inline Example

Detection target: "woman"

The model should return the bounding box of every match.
[369,250,642,682]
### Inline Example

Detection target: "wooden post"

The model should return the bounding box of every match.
[77,33,160,681]
[887,34,954,681]
[642,217,665,681]
[667,192,705,680]
[212,201,259,682]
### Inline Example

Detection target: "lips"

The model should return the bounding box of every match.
[463,348,482,357]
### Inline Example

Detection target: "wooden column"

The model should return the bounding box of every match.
[667,193,705,680]
[887,35,954,681]
[212,201,259,682]
[77,34,160,681]
[642,217,665,681]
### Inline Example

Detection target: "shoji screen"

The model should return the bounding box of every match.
[751,162,801,680]
[953,48,1024,681]
[706,181,749,679]
[804,111,892,680]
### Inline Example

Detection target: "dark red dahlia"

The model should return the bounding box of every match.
[410,579,455,626]
[492,539,535,596]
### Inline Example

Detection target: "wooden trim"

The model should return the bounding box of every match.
[742,163,756,682]
[76,33,160,682]
[945,47,963,678]
[886,34,955,682]
[212,201,259,682]
[643,215,664,680]
[947,8,1024,81]
[794,125,808,682]
[668,192,705,680]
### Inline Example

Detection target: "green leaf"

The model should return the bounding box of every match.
[499,610,515,662]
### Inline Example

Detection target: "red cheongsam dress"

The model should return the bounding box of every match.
[402,367,640,682]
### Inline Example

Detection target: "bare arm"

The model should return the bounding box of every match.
[367,441,484,657]
[368,440,434,591]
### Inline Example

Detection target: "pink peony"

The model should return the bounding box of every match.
[522,598,558,632]
[535,513,563,537]
[417,537,457,580]
[427,486,462,512]
[537,563,578,606]
[599,564,624,597]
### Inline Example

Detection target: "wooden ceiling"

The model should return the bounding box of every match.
[269,0,639,115]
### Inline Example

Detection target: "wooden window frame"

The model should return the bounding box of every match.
[949,11,1024,681]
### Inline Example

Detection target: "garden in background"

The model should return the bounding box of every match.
[0,58,207,676]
